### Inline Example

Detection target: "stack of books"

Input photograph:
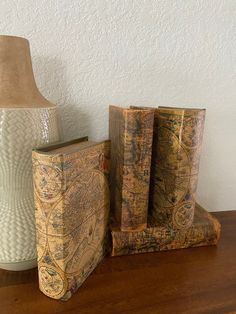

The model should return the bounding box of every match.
[109,105,220,256]
[32,105,221,300]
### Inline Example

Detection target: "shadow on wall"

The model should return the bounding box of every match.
[32,56,91,141]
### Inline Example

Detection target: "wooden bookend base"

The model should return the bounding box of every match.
[110,203,221,257]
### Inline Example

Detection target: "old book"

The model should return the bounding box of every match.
[110,203,221,256]
[109,105,154,232]
[32,137,110,300]
[130,105,206,230]
[149,107,206,230]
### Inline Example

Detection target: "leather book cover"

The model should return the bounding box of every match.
[149,107,206,230]
[110,203,221,256]
[109,105,154,232]
[131,106,206,230]
[32,137,110,300]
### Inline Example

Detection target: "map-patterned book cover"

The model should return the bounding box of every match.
[110,203,221,256]
[109,105,154,232]
[150,107,206,230]
[32,138,110,300]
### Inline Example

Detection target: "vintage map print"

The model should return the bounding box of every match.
[150,107,206,230]
[109,105,154,232]
[111,203,220,256]
[32,139,110,300]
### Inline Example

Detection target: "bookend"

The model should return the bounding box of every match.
[109,106,221,256]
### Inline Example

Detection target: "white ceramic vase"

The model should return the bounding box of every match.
[0,36,61,271]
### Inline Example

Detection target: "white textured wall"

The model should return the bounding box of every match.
[0,0,235,211]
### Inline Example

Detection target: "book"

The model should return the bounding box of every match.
[32,137,110,300]
[109,105,154,232]
[149,107,206,230]
[110,203,221,256]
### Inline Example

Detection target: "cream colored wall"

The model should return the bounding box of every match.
[0,0,235,211]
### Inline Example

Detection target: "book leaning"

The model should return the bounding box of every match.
[32,137,110,300]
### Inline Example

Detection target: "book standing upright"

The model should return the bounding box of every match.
[32,137,110,300]
[109,105,154,232]
[110,106,221,256]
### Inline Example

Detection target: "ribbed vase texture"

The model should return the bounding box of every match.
[0,107,60,266]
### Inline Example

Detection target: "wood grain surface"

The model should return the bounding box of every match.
[0,211,235,314]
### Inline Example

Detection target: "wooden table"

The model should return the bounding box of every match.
[0,211,236,314]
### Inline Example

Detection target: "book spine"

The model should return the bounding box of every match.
[109,106,154,232]
[109,106,125,229]
[32,152,67,300]
[122,109,154,231]
[150,108,206,230]
[111,212,220,257]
